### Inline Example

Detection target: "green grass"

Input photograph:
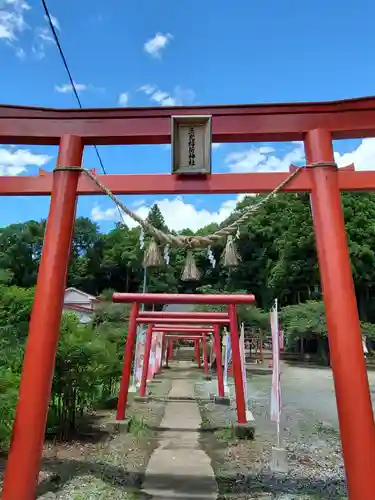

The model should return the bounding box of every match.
[63,476,140,500]
[200,413,212,430]
[215,425,237,442]
[128,415,150,438]
[199,409,237,443]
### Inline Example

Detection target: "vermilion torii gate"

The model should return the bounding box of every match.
[133,312,224,399]
[115,294,250,424]
[139,312,218,364]
[151,324,217,374]
[165,333,212,375]
[163,333,211,373]
[140,330,211,395]
[1,97,375,500]
[137,311,228,375]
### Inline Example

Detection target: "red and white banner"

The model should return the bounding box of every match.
[239,323,248,406]
[155,332,163,371]
[270,300,281,423]
[147,331,163,379]
[209,334,215,366]
[133,328,146,387]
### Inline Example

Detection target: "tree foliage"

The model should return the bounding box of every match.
[0,286,129,449]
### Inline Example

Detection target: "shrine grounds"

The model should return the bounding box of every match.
[4,362,375,499]
[196,364,375,499]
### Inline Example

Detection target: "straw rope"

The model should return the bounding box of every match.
[54,161,336,249]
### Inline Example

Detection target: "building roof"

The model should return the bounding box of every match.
[163,303,195,312]
[64,304,95,313]
[65,287,99,301]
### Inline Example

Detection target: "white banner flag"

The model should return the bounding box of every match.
[270,300,281,424]
[223,329,231,390]
[132,326,146,388]
[239,323,248,406]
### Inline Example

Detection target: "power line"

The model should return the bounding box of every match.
[41,0,127,222]
[41,0,107,175]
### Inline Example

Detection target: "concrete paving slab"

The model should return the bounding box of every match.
[141,375,218,499]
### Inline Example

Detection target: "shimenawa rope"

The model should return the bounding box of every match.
[54,161,336,279]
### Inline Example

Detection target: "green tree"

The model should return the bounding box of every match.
[0,221,44,287]
[49,313,121,439]
[142,204,179,295]
[281,300,375,363]
[146,204,168,232]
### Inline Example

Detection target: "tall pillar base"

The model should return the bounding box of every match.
[214,395,230,406]
[233,423,255,440]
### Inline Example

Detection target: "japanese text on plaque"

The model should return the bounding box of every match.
[188,127,196,166]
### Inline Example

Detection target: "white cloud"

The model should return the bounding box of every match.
[132,198,146,208]
[138,84,155,96]
[138,84,195,107]
[226,145,305,173]
[35,26,53,43]
[143,32,173,58]
[118,92,129,106]
[0,147,52,176]
[55,83,88,93]
[151,90,176,106]
[225,138,375,174]
[334,138,375,170]
[91,195,246,231]
[0,2,61,59]
[32,13,61,59]
[90,138,375,232]
[0,0,30,41]
[91,206,118,223]
[44,14,60,31]
[15,46,25,59]
[54,82,105,94]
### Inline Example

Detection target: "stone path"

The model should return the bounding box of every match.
[141,363,218,499]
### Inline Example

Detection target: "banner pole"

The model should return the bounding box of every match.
[270,298,287,472]
[130,267,147,390]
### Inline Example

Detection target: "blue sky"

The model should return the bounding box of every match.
[1,0,375,232]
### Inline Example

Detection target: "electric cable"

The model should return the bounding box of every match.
[42,0,106,175]
[41,0,126,222]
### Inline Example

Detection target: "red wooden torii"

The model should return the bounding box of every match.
[1,97,375,500]
[113,293,253,423]
[135,312,224,400]
[139,330,212,397]
[151,324,216,373]
[151,325,216,376]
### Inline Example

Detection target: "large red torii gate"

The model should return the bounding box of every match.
[1,97,375,500]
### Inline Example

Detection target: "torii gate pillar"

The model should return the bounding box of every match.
[305,129,375,500]
[1,135,83,500]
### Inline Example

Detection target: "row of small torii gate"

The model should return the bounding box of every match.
[1,97,375,500]
[114,293,249,422]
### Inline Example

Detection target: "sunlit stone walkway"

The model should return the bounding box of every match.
[141,361,218,499]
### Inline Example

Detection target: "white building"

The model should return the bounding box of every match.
[63,287,99,324]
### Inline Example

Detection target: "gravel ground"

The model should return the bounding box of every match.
[194,364,375,500]
[29,378,172,499]
[3,363,374,499]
